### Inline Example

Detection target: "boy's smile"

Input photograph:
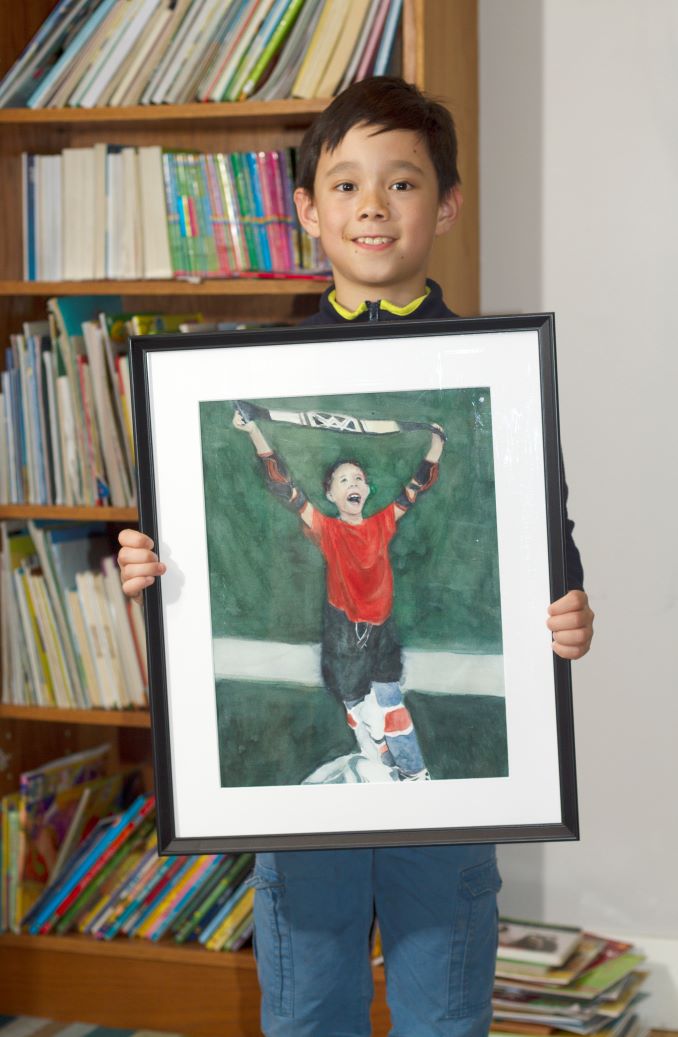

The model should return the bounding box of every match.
[326,463,370,524]
[294,123,461,312]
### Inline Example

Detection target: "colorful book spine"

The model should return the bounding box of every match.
[173,852,253,944]
[200,875,253,948]
[28,794,152,934]
[161,151,186,276]
[117,854,189,936]
[145,854,220,941]
[202,154,231,276]
[245,151,273,271]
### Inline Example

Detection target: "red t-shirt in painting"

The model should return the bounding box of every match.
[304,505,397,625]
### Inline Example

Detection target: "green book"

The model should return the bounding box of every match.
[174,852,253,944]
[229,153,261,271]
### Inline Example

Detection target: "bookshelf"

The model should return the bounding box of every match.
[0,1,478,1034]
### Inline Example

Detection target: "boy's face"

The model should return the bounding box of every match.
[326,463,370,523]
[294,123,462,311]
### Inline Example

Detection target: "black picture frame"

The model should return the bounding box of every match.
[130,314,578,853]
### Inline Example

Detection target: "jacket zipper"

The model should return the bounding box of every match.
[367,301,380,321]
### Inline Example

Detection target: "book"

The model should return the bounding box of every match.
[498,919,584,967]
[291,0,350,99]
[253,0,324,101]
[495,936,606,986]
[30,793,154,933]
[314,0,372,99]
[0,0,105,107]
[138,146,173,279]
[372,0,403,76]
[238,0,308,100]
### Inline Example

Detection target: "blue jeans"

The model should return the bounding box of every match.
[252,844,501,1037]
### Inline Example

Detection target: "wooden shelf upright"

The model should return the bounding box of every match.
[0,2,478,1035]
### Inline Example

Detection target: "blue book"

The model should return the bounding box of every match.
[23,155,36,281]
[27,794,147,933]
[48,294,123,341]
[373,0,404,76]
[246,152,272,271]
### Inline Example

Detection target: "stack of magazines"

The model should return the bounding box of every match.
[491,919,649,1037]
[0,0,403,108]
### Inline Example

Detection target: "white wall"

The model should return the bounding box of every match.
[479,0,678,1025]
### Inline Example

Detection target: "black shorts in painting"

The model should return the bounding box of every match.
[321,602,403,704]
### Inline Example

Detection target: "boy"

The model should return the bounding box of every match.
[232,406,447,782]
[118,77,594,1037]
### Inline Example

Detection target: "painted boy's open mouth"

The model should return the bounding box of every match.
[347,493,362,503]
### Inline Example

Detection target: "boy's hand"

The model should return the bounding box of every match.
[426,424,446,463]
[547,589,594,660]
[117,529,166,603]
[233,412,257,433]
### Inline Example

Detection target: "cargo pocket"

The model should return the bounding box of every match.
[251,862,294,1018]
[447,855,502,1018]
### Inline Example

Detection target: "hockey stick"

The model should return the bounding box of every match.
[233,400,446,440]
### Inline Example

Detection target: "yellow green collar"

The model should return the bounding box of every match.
[328,286,431,320]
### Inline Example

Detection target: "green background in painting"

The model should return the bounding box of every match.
[200,387,502,653]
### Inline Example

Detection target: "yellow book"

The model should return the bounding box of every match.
[314,0,372,98]
[18,568,56,706]
[66,588,101,708]
[291,0,350,99]
[205,885,254,951]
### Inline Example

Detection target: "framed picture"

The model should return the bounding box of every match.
[130,314,578,853]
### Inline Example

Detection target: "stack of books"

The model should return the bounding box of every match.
[491,919,649,1037]
[1,297,139,508]
[0,296,268,510]
[22,144,329,282]
[1,522,148,710]
[0,0,402,108]
[1,747,255,951]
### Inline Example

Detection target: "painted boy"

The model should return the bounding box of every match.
[232,407,447,781]
[118,77,594,1037]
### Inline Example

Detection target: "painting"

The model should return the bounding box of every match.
[131,315,578,852]
[200,386,507,789]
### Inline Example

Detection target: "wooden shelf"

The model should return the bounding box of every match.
[0,278,329,297]
[0,932,388,1037]
[0,98,330,127]
[0,504,138,521]
[0,703,150,727]
[0,931,255,969]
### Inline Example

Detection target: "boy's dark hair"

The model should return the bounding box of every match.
[323,459,367,495]
[296,75,460,200]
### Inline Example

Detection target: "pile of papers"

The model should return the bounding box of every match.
[491,919,648,1037]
